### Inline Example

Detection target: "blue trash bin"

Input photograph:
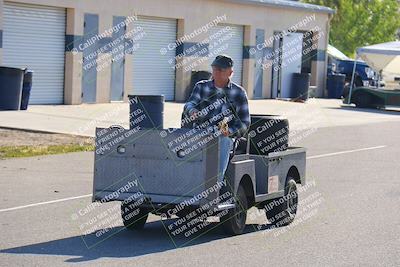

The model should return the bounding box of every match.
[0,66,25,110]
[20,70,33,110]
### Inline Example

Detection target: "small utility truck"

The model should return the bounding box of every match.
[92,121,306,235]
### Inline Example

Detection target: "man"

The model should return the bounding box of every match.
[183,54,250,183]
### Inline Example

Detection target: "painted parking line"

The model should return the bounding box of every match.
[0,145,387,213]
[0,194,92,213]
[307,145,386,160]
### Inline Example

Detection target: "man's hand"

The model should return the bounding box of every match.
[218,117,230,137]
[188,108,200,120]
[220,127,230,137]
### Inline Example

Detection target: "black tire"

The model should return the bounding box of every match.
[121,202,149,230]
[221,184,248,235]
[264,178,298,227]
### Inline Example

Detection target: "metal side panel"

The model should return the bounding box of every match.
[248,155,269,195]
[224,158,256,197]
[250,147,306,203]
[268,147,307,186]
[93,127,220,203]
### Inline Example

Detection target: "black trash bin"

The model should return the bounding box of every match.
[327,73,346,99]
[248,114,289,156]
[128,95,164,130]
[0,66,25,110]
[291,73,311,101]
[20,70,33,110]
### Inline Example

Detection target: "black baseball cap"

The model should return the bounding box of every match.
[211,54,233,69]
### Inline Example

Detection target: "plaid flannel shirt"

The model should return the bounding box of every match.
[183,78,250,138]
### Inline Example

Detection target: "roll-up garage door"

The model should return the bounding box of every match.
[208,24,244,85]
[3,2,66,104]
[132,17,177,101]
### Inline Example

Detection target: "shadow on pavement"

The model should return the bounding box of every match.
[0,219,274,263]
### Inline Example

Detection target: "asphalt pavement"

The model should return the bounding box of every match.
[0,120,399,266]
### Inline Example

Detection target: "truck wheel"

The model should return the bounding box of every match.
[264,178,298,227]
[221,184,248,235]
[121,202,149,230]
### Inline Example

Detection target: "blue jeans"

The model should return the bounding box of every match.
[218,136,234,184]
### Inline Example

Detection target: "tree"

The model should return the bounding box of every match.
[302,0,400,57]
